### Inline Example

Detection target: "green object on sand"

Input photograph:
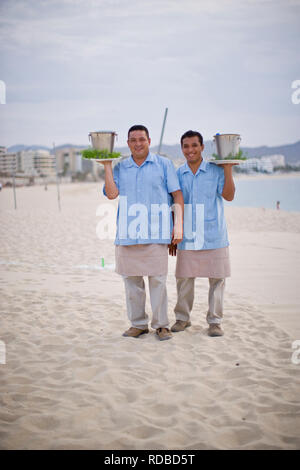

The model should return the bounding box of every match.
[101,258,105,267]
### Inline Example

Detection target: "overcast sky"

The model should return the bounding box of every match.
[0,0,299,149]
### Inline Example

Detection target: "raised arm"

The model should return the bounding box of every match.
[221,164,236,201]
[101,161,119,200]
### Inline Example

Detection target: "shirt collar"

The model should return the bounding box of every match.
[123,152,154,168]
[182,158,208,175]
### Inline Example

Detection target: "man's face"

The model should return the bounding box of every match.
[127,130,151,160]
[181,136,204,164]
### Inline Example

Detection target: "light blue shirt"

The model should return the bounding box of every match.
[103,153,181,245]
[177,159,229,251]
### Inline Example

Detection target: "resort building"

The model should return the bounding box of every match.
[243,154,286,173]
[17,149,56,176]
[0,151,17,174]
[55,147,84,174]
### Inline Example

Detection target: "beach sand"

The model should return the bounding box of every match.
[0,182,300,450]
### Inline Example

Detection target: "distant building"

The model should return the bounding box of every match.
[54,146,104,179]
[33,150,56,176]
[55,147,84,174]
[17,150,36,175]
[0,152,17,174]
[243,154,286,173]
[267,154,286,167]
[17,149,56,176]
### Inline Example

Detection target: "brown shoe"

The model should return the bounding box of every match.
[156,328,172,341]
[208,324,224,337]
[122,327,149,338]
[171,320,192,332]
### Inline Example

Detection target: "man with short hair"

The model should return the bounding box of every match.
[102,125,184,341]
[169,130,236,337]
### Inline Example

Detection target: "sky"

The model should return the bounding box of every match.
[0,0,299,149]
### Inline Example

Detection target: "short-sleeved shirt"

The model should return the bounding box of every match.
[177,159,229,251]
[103,152,180,245]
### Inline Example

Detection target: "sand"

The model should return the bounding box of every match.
[0,182,300,450]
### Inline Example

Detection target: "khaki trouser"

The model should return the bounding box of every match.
[122,275,169,330]
[174,278,225,325]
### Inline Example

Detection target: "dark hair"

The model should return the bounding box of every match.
[128,125,150,139]
[180,130,203,146]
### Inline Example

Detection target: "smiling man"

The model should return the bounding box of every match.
[101,125,184,341]
[169,130,236,337]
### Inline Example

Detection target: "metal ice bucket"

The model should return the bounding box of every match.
[213,134,241,159]
[88,131,117,152]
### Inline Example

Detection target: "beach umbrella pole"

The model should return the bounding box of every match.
[12,171,17,209]
[158,107,168,155]
[56,174,61,211]
[53,142,61,212]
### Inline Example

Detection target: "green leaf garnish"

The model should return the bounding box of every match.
[80,148,121,159]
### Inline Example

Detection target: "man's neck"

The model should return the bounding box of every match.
[132,153,148,167]
[188,157,203,175]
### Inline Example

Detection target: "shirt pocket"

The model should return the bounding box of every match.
[204,218,217,242]
[150,166,166,202]
[200,179,217,221]
[151,166,165,187]
[202,179,217,198]
[119,169,134,194]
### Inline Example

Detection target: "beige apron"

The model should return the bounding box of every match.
[175,246,231,278]
[115,244,168,276]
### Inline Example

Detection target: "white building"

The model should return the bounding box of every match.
[243,154,286,173]
[33,150,56,176]
[0,152,17,174]
[17,149,56,176]
[267,154,286,167]
[17,150,36,175]
[55,147,84,174]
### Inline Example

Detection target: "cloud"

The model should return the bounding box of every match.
[0,0,299,147]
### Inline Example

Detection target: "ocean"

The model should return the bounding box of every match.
[224,175,300,212]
